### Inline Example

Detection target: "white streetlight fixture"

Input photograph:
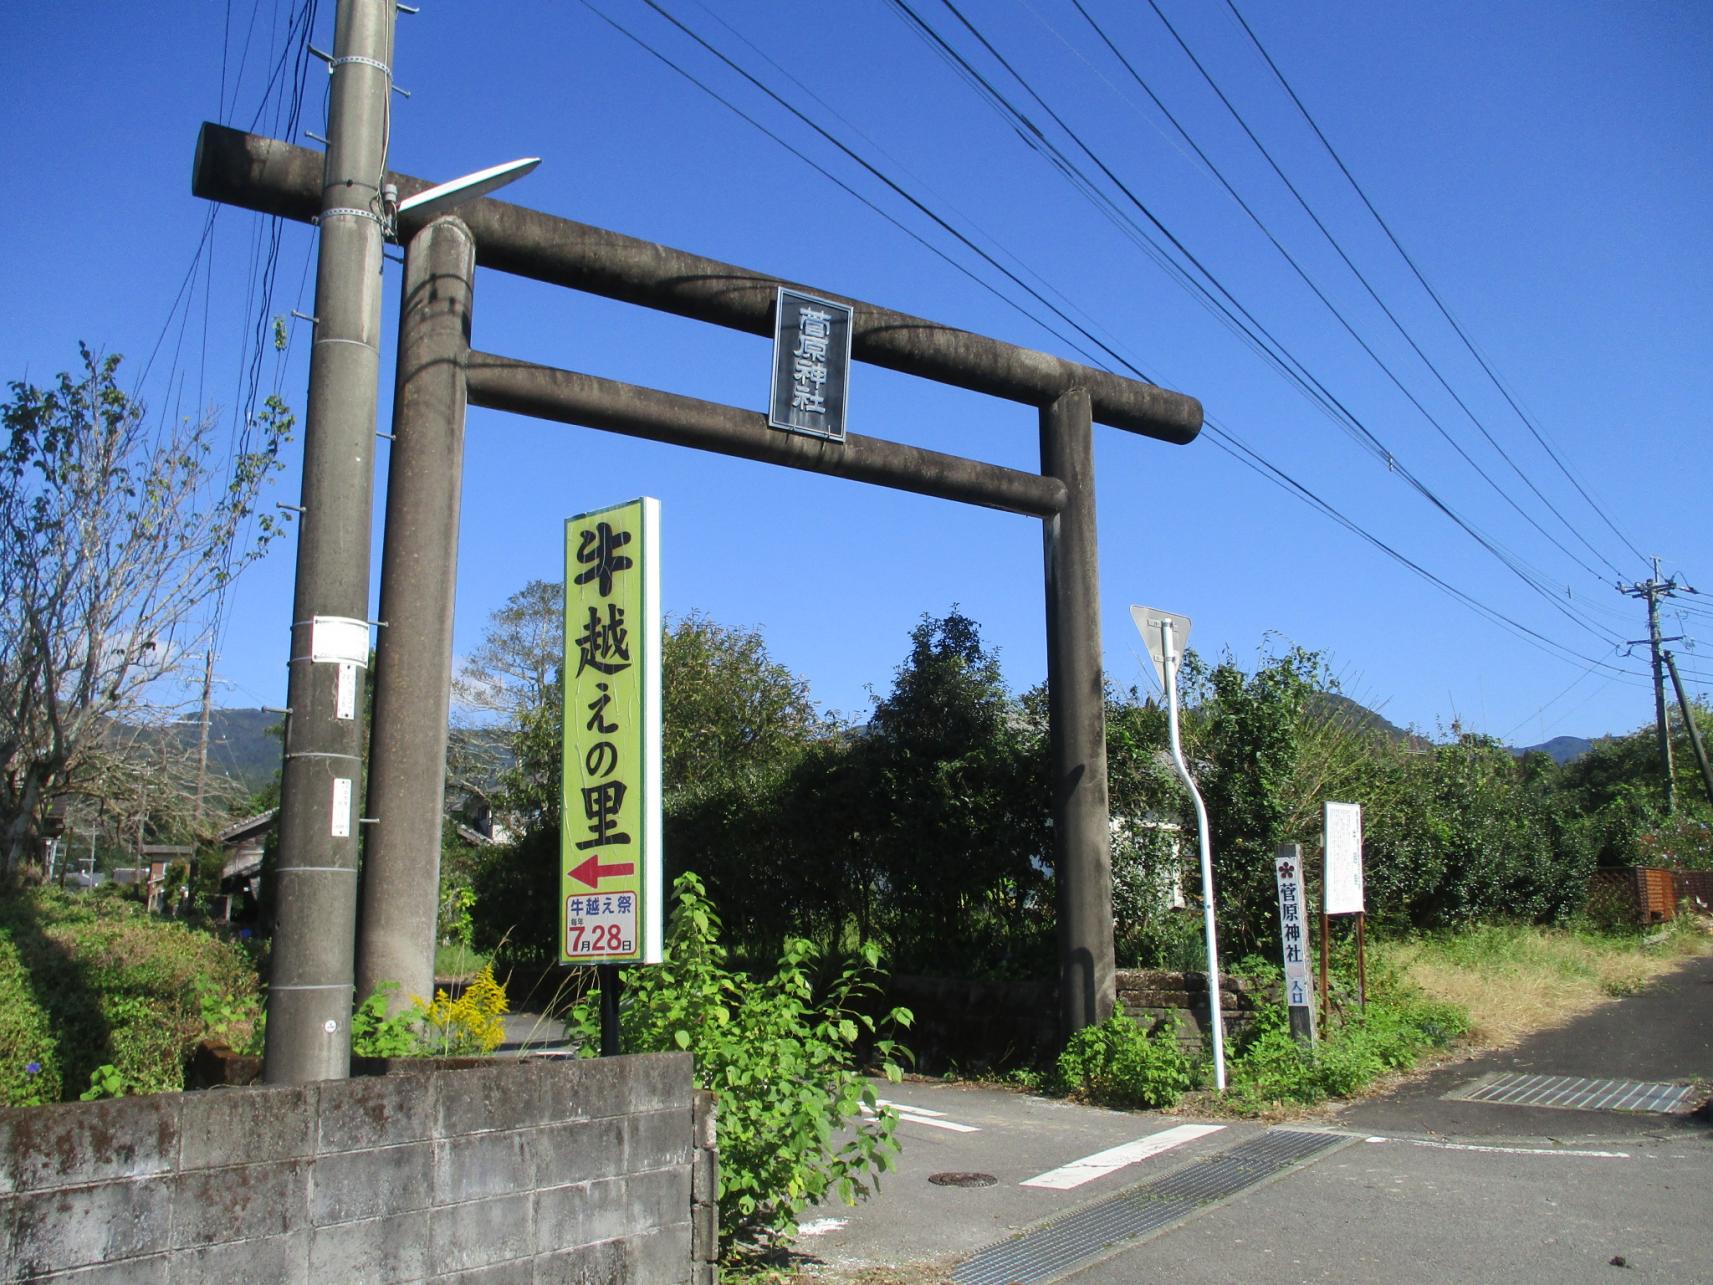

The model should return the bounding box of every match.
[386,156,541,237]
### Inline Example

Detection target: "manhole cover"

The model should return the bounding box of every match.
[930,1172,998,1188]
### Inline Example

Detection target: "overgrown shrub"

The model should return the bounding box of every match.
[1223,988,1467,1112]
[0,887,260,1102]
[0,928,60,1105]
[1051,1012,1193,1110]
[567,872,913,1250]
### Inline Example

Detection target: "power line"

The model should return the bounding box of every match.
[1110,0,1625,584]
[886,0,1627,650]
[1222,0,1650,572]
[594,1,1650,688]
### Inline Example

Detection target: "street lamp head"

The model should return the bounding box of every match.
[392,156,540,236]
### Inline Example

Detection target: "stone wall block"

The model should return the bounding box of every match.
[310,1140,432,1225]
[316,1076,436,1155]
[172,1158,308,1247]
[533,1115,625,1189]
[434,1061,549,1138]
[535,1167,688,1250]
[5,1174,175,1276]
[172,1230,310,1285]
[309,1210,432,1284]
[537,1051,693,1125]
[434,1128,539,1205]
[692,1090,717,1152]
[179,1084,315,1171]
[532,1223,691,1285]
[624,1107,695,1174]
[427,1190,534,1276]
[0,1095,180,1194]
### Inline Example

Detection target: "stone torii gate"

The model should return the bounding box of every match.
[193,122,1202,1063]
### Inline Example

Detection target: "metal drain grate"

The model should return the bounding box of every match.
[951,1129,1352,1285]
[1446,1073,1696,1114]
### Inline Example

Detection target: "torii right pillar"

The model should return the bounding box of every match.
[1040,387,1116,1036]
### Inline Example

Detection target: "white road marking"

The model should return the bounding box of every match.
[1366,1137,1629,1159]
[1021,1123,1227,1189]
[864,1099,982,1133]
[797,1217,848,1237]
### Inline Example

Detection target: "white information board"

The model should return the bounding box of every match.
[1322,801,1365,916]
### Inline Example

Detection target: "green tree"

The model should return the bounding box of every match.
[1186,646,1329,952]
[860,610,1050,974]
[658,613,829,958]
[0,347,290,874]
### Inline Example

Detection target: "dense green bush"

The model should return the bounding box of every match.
[1223,988,1467,1112]
[567,873,912,1250]
[0,887,259,1102]
[0,928,60,1105]
[1051,1012,1193,1109]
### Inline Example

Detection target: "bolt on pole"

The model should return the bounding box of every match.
[264,0,397,1084]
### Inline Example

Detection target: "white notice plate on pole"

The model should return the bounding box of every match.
[310,615,371,666]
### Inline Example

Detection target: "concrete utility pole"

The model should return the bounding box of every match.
[1621,557,1685,817]
[264,0,397,1084]
[357,217,476,1009]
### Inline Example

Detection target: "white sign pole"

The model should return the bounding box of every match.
[1158,618,1227,1092]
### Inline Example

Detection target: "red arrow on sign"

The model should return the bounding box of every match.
[567,854,636,889]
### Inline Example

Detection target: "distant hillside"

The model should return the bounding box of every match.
[1514,735,1595,765]
[172,708,284,795]
[126,708,510,805]
[1309,692,1433,751]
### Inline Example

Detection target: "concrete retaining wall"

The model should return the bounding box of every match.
[886,969,1282,1069]
[1115,970,1279,1053]
[0,1053,716,1284]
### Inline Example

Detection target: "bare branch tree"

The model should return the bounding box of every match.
[0,346,291,873]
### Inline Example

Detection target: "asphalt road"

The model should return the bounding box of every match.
[796,953,1713,1283]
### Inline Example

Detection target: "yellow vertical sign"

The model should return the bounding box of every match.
[561,498,662,965]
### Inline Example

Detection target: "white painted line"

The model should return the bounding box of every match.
[1021,1123,1227,1190]
[1401,1138,1629,1159]
[876,1098,949,1118]
[863,1101,981,1133]
[797,1217,848,1237]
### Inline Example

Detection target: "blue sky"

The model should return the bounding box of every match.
[3,1,1709,745]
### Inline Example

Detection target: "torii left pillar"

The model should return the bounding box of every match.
[357,216,476,1007]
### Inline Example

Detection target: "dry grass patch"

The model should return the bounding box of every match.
[1387,915,1712,1049]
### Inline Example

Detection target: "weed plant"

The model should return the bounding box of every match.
[566,872,914,1253]
[1222,988,1468,1112]
[1051,1013,1194,1109]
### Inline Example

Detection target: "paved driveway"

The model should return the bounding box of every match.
[795,954,1713,1282]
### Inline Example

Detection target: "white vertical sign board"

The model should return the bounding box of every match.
[1273,852,1314,1009]
[1323,801,1365,915]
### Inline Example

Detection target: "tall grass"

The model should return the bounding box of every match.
[1386,918,1709,1048]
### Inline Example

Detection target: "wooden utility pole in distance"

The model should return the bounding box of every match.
[1621,557,1688,815]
